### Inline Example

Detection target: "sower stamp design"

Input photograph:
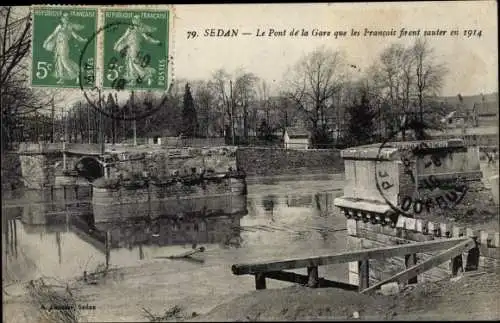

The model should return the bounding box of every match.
[102,9,169,91]
[31,7,97,88]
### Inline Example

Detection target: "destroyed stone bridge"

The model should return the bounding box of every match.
[17,142,238,189]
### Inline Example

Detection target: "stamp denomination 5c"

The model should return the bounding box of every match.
[31,6,97,89]
[101,9,169,91]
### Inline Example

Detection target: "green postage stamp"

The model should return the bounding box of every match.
[31,7,97,88]
[101,9,169,91]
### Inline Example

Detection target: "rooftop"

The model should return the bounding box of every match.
[285,127,310,139]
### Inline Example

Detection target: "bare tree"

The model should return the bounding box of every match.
[412,38,448,122]
[1,6,31,148]
[369,43,415,137]
[0,7,30,89]
[283,46,347,136]
[233,71,259,141]
[0,7,60,148]
[211,69,233,139]
[369,40,447,139]
[191,80,221,137]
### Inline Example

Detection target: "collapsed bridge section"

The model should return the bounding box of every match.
[333,139,499,289]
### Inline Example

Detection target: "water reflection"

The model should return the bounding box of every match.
[93,194,247,222]
[2,178,348,287]
[94,214,244,250]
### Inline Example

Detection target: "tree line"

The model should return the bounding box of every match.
[1,4,452,150]
[61,39,451,148]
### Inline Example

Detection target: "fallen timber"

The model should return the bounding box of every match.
[154,247,206,259]
[231,237,476,292]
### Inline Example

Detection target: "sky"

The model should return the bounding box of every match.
[15,2,499,111]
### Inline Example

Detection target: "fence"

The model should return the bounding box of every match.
[232,237,476,292]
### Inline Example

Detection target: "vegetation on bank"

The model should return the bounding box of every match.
[26,278,81,323]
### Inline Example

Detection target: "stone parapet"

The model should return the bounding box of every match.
[335,139,497,287]
[334,139,487,218]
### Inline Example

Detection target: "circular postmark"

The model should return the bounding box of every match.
[78,19,172,121]
[374,121,469,218]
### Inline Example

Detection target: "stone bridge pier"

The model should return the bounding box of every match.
[18,143,107,189]
[333,139,499,288]
[18,144,240,189]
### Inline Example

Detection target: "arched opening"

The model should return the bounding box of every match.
[75,157,104,182]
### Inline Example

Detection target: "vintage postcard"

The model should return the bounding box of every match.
[2,2,498,322]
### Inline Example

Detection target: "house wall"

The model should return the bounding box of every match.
[285,138,309,150]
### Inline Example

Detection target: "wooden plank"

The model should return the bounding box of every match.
[264,271,358,291]
[307,266,319,288]
[154,247,206,259]
[361,238,476,294]
[105,231,111,269]
[359,260,369,291]
[451,254,463,276]
[255,273,266,290]
[232,237,469,275]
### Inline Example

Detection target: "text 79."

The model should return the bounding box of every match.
[187,31,198,39]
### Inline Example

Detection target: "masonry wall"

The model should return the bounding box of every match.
[18,155,58,189]
[343,158,399,205]
[337,140,499,288]
[347,216,500,286]
[108,147,238,179]
[397,147,494,218]
[236,147,344,177]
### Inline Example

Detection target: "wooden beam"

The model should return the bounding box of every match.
[359,260,369,291]
[255,273,266,290]
[232,237,470,275]
[264,271,358,291]
[307,266,319,288]
[361,238,475,294]
[405,254,418,284]
[105,231,111,270]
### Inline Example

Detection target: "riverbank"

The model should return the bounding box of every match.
[193,271,500,321]
[4,266,499,322]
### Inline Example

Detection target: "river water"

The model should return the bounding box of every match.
[3,173,354,318]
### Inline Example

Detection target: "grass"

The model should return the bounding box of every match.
[81,262,123,285]
[142,305,185,322]
[26,278,80,323]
